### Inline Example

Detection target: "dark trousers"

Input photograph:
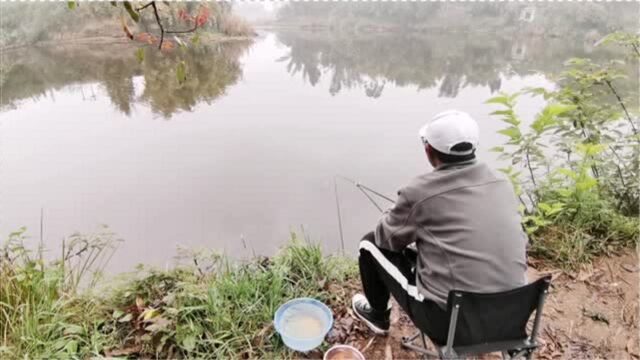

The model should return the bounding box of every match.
[359,232,449,344]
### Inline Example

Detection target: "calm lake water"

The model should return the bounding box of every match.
[0,29,634,270]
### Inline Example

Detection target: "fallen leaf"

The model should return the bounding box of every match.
[145,317,172,333]
[622,264,639,273]
[142,308,159,321]
[136,296,145,310]
[118,313,133,323]
[318,278,327,289]
[582,308,609,325]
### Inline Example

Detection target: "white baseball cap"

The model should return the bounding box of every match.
[418,110,479,156]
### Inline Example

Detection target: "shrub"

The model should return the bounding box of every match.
[487,32,639,269]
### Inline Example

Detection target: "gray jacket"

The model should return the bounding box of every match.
[374,160,528,308]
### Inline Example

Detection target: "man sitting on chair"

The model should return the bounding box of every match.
[352,110,528,344]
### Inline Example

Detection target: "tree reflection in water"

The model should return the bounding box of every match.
[1,41,252,118]
[274,30,637,99]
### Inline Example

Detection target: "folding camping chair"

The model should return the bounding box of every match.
[402,275,552,359]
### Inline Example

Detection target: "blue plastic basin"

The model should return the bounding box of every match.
[274,297,334,352]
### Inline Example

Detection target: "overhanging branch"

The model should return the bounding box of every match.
[135,1,200,50]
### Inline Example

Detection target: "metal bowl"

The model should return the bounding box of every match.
[323,344,366,360]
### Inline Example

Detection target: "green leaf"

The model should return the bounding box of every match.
[485,95,511,106]
[531,117,551,134]
[545,103,576,117]
[577,143,605,156]
[576,177,598,192]
[191,33,201,45]
[490,109,521,126]
[538,202,552,214]
[498,127,521,141]
[557,168,577,180]
[67,1,77,10]
[557,188,573,198]
[490,110,513,116]
[547,203,565,216]
[176,61,187,85]
[65,340,78,354]
[123,1,140,22]
[524,87,549,97]
[182,335,197,351]
[489,146,504,153]
[135,48,145,64]
[63,324,83,335]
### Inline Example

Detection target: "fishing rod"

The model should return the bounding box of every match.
[332,175,396,253]
[335,175,395,212]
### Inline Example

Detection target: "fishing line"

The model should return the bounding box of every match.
[335,175,395,207]
[357,185,384,213]
[332,175,396,253]
[333,177,345,254]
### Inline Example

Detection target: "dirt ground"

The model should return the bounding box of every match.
[316,251,639,359]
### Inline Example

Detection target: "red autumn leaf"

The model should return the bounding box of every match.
[177,8,190,21]
[195,6,210,27]
[161,41,175,51]
[135,32,151,42]
[195,15,205,27]
[148,35,158,45]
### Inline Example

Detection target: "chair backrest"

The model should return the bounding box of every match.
[445,275,551,347]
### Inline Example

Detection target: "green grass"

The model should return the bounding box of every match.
[528,191,639,270]
[1,232,357,359]
[1,200,636,358]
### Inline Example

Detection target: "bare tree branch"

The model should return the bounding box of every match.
[136,1,200,50]
[135,2,153,12]
[150,2,164,49]
[605,79,638,137]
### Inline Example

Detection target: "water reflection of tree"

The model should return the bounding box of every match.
[140,43,249,118]
[1,41,251,117]
[276,31,513,98]
[102,59,136,115]
[275,30,636,99]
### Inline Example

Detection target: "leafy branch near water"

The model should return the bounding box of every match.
[60,1,253,87]
[488,33,639,269]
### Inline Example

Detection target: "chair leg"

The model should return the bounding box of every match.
[402,330,439,358]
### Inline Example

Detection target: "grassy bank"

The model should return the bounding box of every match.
[0,230,357,359]
[2,229,637,359]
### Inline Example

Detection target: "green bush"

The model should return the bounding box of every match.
[487,32,639,269]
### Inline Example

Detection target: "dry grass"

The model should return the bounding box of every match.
[219,14,254,37]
